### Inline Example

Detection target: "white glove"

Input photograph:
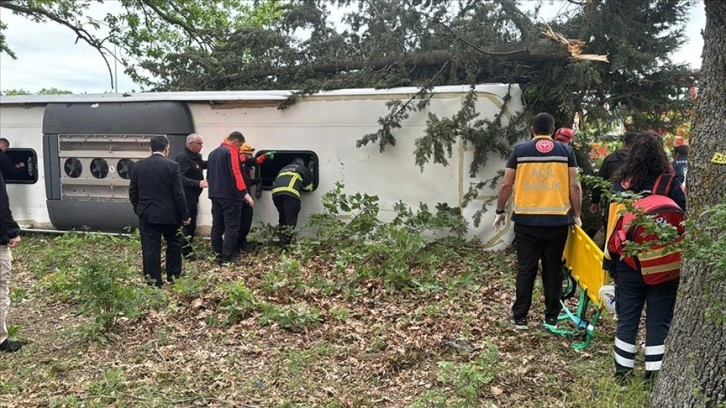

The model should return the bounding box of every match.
[493,213,506,231]
[573,216,582,226]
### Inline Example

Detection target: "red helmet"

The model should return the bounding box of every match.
[554,127,575,144]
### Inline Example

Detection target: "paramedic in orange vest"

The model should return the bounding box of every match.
[608,132,685,384]
[271,157,314,247]
[493,112,582,331]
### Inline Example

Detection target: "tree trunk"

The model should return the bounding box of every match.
[651,1,726,407]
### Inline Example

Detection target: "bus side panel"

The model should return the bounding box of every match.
[187,89,522,246]
[0,105,51,228]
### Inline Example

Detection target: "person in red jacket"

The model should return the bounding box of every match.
[0,172,22,352]
[207,131,254,265]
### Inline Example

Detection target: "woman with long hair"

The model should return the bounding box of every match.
[609,131,686,384]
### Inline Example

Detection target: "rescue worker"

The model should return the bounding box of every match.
[236,143,274,251]
[271,157,314,247]
[175,133,208,260]
[608,132,685,384]
[590,132,639,214]
[207,131,254,265]
[0,138,26,179]
[671,144,689,187]
[553,127,575,145]
[493,112,582,330]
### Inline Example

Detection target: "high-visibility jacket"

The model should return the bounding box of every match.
[271,163,314,200]
[507,135,578,227]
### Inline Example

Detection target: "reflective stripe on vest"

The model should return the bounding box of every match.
[272,171,303,198]
[512,159,571,215]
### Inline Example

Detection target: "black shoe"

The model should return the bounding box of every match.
[167,271,186,283]
[0,339,22,353]
[184,253,197,261]
[511,317,528,330]
[217,258,241,267]
[614,369,635,386]
[544,317,558,329]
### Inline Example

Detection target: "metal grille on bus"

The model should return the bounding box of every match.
[58,134,160,202]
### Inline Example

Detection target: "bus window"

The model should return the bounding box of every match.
[2,148,39,184]
[256,150,319,192]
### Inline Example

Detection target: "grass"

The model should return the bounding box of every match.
[0,232,653,407]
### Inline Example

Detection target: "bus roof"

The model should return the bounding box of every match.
[0,84,517,105]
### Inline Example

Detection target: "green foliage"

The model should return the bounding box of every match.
[260,256,304,296]
[219,280,257,325]
[258,302,322,331]
[170,270,208,301]
[34,232,165,334]
[421,343,500,407]
[303,182,469,292]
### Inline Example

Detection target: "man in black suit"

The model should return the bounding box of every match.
[129,136,191,287]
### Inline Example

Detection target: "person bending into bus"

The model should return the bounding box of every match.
[207,131,254,265]
[0,172,22,352]
[175,133,208,261]
[272,157,313,247]
[493,112,582,331]
[236,143,274,252]
[129,136,190,287]
[0,138,26,180]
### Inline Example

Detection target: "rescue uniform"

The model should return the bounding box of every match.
[610,175,686,380]
[671,157,688,186]
[237,153,266,250]
[271,162,313,246]
[207,142,248,263]
[507,136,577,323]
[175,147,206,258]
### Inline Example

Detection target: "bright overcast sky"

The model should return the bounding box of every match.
[0,1,706,94]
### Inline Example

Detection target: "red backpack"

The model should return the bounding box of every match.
[606,174,685,285]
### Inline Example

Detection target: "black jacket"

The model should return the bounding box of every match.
[610,173,686,211]
[271,163,314,200]
[0,151,25,179]
[593,149,630,203]
[175,148,207,202]
[0,173,20,245]
[129,153,190,224]
[207,143,247,200]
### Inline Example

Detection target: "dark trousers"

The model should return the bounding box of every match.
[512,223,569,321]
[273,195,301,246]
[211,198,242,262]
[237,203,254,249]
[613,261,679,377]
[139,214,183,287]
[181,199,198,257]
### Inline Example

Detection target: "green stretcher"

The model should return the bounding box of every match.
[546,225,611,349]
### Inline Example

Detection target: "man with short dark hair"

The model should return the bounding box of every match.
[175,133,208,260]
[207,131,254,264]
[129,136,190,287]
[272,157,314,247]
[672,144,689,186]
[0,172,22,352]
[494,112,582,330]
[590,132,638,214]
